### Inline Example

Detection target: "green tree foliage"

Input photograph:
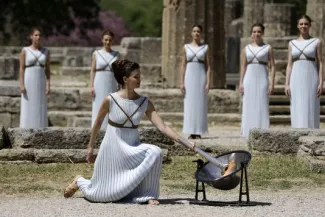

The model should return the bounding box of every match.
[100,0,163,37]
[0,0,101,45]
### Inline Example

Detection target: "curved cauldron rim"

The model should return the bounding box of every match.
[194,150,252,186]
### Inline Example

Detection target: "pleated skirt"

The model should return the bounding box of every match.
[183,62,208,135]
[290,60,320,128]
[20,67,48,128]
[92,70,117,130]
[241,65,269,137]
[77,127,163,203]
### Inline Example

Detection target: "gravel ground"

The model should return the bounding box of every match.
[1,188,325,217]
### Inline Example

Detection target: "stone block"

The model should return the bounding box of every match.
[62,56,84,67]
[0,84,21,96]
[0,149,34,161]
[141,37,161,64]
[73,117,91,128]
[0,148,170,164]
[48,112,69,127]
[263,3,294,37]
[137,89,239,113]
[0,57,20,79]
[120,37,141,49]
[241,37,295,50]
[34,149,99,163]
[0,96,21,113]
[0,125,5,149]
[11,113,20,128]
[48,89,80,110]
[140,64,161,81]
[7,127,174,150]
[248,129,325,154]
[48,111,91,127]
[121,49,141,63]
[0,113,11,128]
[60,66,90,76]
[79,89,92,110]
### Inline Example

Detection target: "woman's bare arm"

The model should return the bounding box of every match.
[180,47,186,94]
[239,47,247,93]
[19,49,26,94]
[268,45,275,95]
[205,46,211,93]
[285,42,293,96]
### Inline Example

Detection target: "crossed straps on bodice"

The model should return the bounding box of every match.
[291,39,317,62]
[95,51,118,72]
[186,44,206,64]
[108,94,147,129]
[246,45,268,66]
[25,48,46,68]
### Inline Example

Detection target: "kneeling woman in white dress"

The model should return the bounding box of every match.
[285,15,322,128]
[240,23,275,137]
[90,30,119,130]
[19,27,51,128]
[64,60,195,205]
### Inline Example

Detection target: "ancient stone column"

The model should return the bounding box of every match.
[307,0,325,73]
[263,3,295,37]
[161,0,226,88]
[225,0,241,36]
[307,0,325,38]
[243,0,266,37]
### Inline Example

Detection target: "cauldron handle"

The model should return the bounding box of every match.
[178,137,227,169]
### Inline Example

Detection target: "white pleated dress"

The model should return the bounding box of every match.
[241,44,270,137]
[183,44,208,135]
[92,50,119,130]
[290,38,320,128]
[78,92,163,203]
[20,47,48,128]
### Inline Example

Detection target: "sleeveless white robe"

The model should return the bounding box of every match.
[20,47,48,128]
[183,44,208,135]
[92,49,119,130]
[241,44,270,137]
[289,38,320,128]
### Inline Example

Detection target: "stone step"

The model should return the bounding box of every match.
[241,36,295,50]
[274,59,288,72]
[270,105,325,115]
[273,49,288,60]
[0,148,171,164]
[6,127,175,150]
[248,128,325,155]
[0,83,240,113]
[269,95,325,105]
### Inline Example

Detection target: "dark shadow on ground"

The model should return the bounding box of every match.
[158,198,272,207]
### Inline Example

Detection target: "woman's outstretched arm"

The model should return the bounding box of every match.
[87,96,110,163]
[145,99,194,150]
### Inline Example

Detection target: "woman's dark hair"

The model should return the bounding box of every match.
[250,23,265,33]
[111,59,140,85]
[192,24,203,32]
[30,27,42,35]
[101,30,114,39]
[297,15,312,24]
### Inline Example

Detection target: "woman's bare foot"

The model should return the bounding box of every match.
[64,175,82,198]
[148,199,159,205]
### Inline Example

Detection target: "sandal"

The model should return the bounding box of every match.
[64,175,81,198]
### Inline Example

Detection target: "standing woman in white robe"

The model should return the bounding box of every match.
[19,27,51,128]
[180,25,211,139]
[285,15,323,128]
[239,23,275,137]
[64,59,195,205]
[90,30,119,130]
